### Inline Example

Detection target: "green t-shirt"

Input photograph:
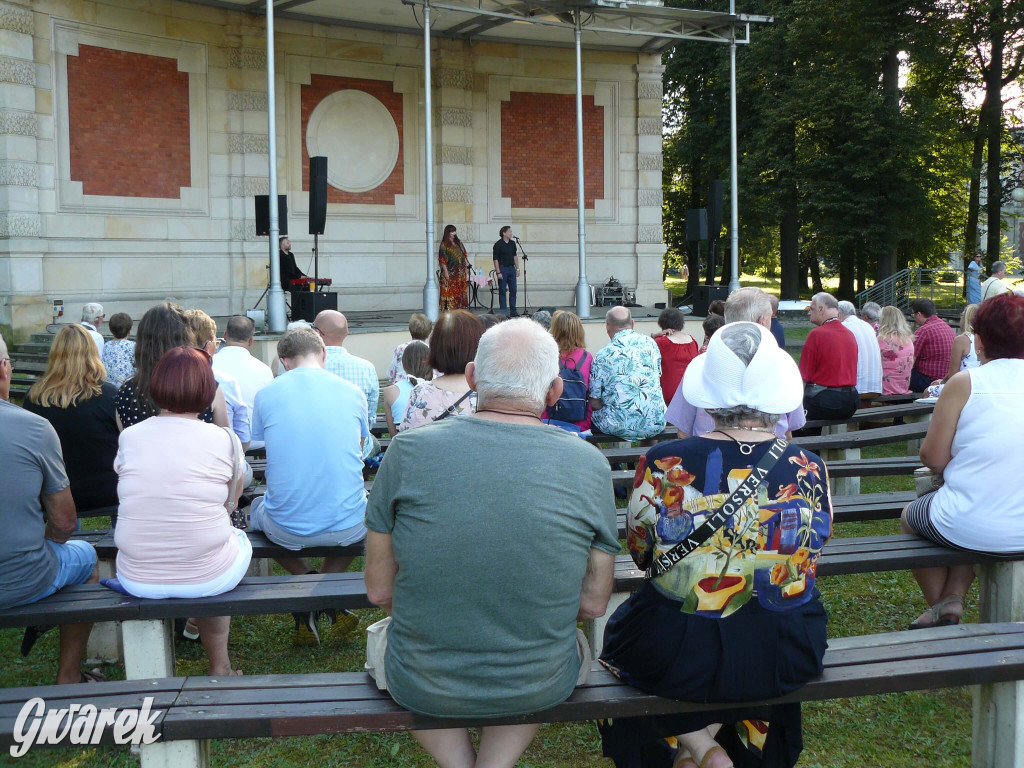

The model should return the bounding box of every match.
[365,416,620,718]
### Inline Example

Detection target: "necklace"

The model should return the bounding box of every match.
[476,408,544,423]
[712,427,775,455]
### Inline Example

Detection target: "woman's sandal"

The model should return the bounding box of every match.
[80,668,107,683]
[672,754,699,768]
[182,619,201,641]
[909,596,964,630]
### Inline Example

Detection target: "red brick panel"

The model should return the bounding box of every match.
[300,75,404,205]
[501,92,604,209]
[66,45,191,199]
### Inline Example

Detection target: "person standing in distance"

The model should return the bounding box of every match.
[492,225,520,317]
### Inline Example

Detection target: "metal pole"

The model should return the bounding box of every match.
[727,3,740,293]
[421,0,439,320]
[265,0,286,332]
[573,10,591,319]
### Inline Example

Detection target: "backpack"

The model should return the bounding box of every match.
[549,351,590,423]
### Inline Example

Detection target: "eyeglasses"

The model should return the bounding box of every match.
[1,357,13,367]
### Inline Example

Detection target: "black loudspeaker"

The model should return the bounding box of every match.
[291,290,337,323]
[707,179,724,237]
[692,285,729,317]
[309,156,328,235]
[254,195,288,237]
[685,208,708,242]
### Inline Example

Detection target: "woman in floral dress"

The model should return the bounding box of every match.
[438,224,470,311]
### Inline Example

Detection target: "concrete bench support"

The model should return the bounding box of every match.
[821,424,860,497]
[974,560,1024,767]
[141,739,209,768]
[86,557,123,664]
[585,592,629,657]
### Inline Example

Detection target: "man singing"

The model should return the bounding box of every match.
[492,225,520,317]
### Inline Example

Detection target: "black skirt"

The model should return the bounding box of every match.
[598,581,828,768]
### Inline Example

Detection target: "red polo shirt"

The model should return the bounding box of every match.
[799,319,858,387]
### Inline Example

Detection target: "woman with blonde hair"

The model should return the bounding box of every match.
[545,310,593,431]
[942,303,981,381]
[25,325,120,514]
[876,305,915,395]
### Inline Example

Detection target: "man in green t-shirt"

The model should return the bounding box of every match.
[365,318,619,767]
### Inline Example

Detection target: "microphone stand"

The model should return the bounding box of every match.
[514,237,530,317]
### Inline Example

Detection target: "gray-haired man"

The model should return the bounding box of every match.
[80,302,104,355]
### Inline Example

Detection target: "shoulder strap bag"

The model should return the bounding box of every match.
[432,390,474,422]
[646,437,789,580]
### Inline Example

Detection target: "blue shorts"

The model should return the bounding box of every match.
[32,540,97,602]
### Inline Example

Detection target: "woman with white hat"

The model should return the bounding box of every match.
[599,322,833,768]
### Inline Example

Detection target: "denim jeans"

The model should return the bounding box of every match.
[498,265,517,313]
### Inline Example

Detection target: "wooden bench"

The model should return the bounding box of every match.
[2,622,1023,766]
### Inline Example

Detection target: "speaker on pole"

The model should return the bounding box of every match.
[309,156,328,235]
[707,179,724,239]
[685,208,708,242]
[254,195,288,237]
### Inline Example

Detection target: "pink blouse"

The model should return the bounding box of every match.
[878,337,915,395]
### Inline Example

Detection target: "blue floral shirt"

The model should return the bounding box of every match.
[589,329,666,440]
[101,339,136,388]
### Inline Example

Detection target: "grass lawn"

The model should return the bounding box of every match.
[0,442,975,767]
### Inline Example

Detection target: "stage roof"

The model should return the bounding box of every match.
[180,0,756,53]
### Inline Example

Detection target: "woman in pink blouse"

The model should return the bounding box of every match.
[115,347,250,676]
[877,305,915,395]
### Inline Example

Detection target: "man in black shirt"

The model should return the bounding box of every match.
[492,225,520,316]
[279,236,307,287]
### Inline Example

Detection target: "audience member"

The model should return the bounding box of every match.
[966,250,983,304]
[250,328,368,646]
[800,292,859,421]
[116,302,216,428]
[877,306,915,395]
[184,309,249,448]
[364,318,618,766]
[901,294,1024,629]
[114,347,249,675]
[314,310,379,433]
[860,301,882,333]
[383,341,431,437]
[667,287,806,438]
[479,313,503,330]
[980,260,1009,302]
[101,312,136,387]
[909,298,955,392]
[653,307,698,406]
[213,315,274,411]
[699,314,724,353]
[80,302,105,355]
[270,319,315,376]
[0,334,100,684]
[387,313,432,384]
[589,306,666,440]
[768,293,786,349]
[707,299,726,317]
[532,309,552,330]
[544,310,594,431]
[600,322,830,768]
[942,304,981,381]
[838,300,883,397]
[400,310,483,430]
[24,325,119,515]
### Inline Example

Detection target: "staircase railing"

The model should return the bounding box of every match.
[855,268,966,314]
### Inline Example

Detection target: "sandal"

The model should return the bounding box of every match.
[21,625,55,657]
[909,596,963,630]
[80,668,107,683]
[182,619,201,641]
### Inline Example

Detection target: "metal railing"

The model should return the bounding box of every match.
[855,268,967,313]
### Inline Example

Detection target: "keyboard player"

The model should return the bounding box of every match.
[279,236,307,285]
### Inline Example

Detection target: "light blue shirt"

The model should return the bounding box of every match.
[589,328,666,441]
[324,346,379,432]
[212,368,251,444]
[252,366,369,536]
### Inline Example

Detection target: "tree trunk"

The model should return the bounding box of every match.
[779,200,800,300]
[965,116,987,267]
[837,243,856,299]
[856,252,868,294]
[878,42,900,280]
[984,0,1005,261]
[809,257,823,294]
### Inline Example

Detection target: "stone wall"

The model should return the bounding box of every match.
[0,0,666,337]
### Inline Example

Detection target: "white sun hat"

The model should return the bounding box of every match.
[682,321,803,414]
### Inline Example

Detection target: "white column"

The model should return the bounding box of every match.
[727,8,740,293]
[265,0,286,332]
[573,11,591,319]
[421,1,440,320]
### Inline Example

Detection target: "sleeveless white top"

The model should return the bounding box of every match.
[959,333,980,370]
[391,378,415,426]
[930,358,1024,552]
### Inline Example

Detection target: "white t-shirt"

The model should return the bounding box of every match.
[930,359,1024,552]
[842,315,883,395]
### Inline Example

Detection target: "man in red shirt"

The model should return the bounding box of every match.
[800,292,860,421]
[909,298,956,392]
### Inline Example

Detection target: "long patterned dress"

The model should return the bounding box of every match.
[438,239,469,310]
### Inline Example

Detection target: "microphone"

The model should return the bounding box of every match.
[513,236,521,242]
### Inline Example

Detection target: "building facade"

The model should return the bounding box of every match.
[0,0,666,336]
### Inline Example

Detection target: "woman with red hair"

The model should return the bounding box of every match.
[114,347,250,675]
[901,293,1024,629]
